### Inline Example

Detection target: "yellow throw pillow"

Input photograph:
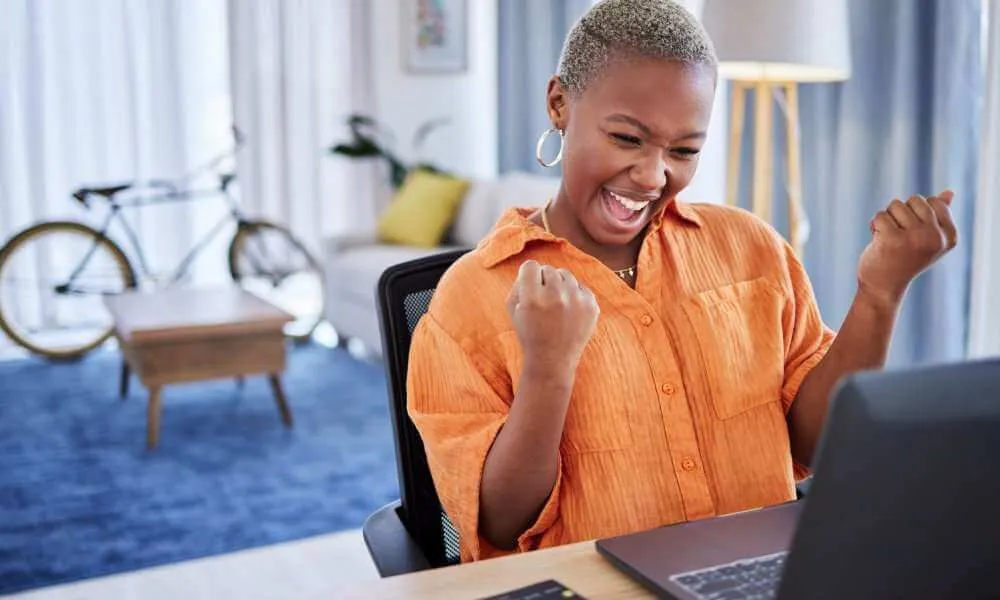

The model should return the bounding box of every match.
[377,170,470,248]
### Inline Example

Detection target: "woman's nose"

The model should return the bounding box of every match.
[631,151,668,192]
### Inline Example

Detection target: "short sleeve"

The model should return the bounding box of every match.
[778,243,836,479]
[406,313,563,561]
[780,243,836,410]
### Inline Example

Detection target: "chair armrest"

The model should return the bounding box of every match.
[362,500,434,577]
[325,231,379,254]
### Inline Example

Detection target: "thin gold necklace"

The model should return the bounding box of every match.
[540,200,637,286]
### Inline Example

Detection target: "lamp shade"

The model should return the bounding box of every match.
[701,0,851,82]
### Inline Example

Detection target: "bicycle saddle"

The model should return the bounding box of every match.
[80,183,133,197]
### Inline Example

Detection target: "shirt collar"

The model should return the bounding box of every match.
[479,198,702,269]
[658,198,703,228]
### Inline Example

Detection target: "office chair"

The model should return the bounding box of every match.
[363,249,470,578]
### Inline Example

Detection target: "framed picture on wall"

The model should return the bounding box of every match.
[402,0,467,73]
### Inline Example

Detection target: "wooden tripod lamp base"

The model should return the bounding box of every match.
[702,0,852,258]
[724,80,805,256]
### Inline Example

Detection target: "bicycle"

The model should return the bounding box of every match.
[0,128,325,360]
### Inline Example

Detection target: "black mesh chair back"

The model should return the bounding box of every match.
[375,249,469,569]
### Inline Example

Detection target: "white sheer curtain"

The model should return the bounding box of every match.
[0,0,377,264]
[227,0,380,256]
[968,0,1000,357]
[0,0,233,280]
[0,0,375,354]
[0,0,233,353]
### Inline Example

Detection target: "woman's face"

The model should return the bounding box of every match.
[547,58,716,247]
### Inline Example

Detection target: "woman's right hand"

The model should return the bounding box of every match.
[505,260,600,374]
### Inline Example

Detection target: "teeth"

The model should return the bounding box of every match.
[609,191,650,212]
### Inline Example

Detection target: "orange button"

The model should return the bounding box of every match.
[640,314,653,326]
[681,457,697,471]
[661,383,676,395]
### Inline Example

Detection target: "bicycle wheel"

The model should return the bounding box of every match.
[228,220,325,342]
[0,221,136,359]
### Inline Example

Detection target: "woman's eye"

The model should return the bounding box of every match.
[674,147,701,157]
[611,133,642,146]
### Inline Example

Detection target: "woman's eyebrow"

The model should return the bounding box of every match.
[607,113,651,135]
[606,114,705,141]
[676,131,707,141]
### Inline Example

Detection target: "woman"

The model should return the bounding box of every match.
[407,0,957,562]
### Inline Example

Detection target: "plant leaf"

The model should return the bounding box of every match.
[330,144,382,158]
[413,117,451,150]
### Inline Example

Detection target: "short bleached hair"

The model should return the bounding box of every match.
[557,0,718,96]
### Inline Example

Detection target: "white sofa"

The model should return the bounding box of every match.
[322,171,560,357]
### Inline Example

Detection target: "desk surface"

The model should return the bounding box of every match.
[335,541,654,600]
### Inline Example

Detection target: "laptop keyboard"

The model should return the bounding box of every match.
[669,551,788,600]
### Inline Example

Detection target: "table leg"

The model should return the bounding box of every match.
[120,361,130,399]
[268,374,293,428]
[147,386,163,449]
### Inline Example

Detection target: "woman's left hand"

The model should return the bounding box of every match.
[856,191,959,308]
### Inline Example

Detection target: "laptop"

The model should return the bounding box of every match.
[596,358,1000,600]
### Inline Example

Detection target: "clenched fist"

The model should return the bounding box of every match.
[506,260,600,373]
[858,191,958,306]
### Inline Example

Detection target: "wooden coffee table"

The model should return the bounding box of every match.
[103,287,295,449]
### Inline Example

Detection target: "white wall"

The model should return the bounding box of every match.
[369,0,498,181]
[678,84,728,205]
[677,0,728,205]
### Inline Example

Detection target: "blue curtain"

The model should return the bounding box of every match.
[498,0,592,174]
[796,0,982,366]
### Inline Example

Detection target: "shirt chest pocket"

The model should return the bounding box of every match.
[682,278,786,420]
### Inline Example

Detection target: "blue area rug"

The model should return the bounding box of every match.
[0,343,397,595]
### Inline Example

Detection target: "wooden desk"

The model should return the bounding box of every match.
[335,541,654,600]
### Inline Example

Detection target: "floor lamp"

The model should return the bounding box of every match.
[702,0,851,256]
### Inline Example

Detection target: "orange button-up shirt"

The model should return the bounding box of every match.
[407,200,836,562]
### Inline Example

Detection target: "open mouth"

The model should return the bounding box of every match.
[600,188,653,229]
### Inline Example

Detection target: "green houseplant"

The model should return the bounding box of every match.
[328,114,451,189]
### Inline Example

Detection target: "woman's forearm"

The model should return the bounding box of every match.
[788,289,902,466]
[479,358,575,550]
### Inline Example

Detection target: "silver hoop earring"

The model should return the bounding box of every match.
[535,128,564,168]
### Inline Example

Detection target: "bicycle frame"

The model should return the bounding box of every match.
[124,191,243,284]
[0,125,324,358]
[62,150,252,293]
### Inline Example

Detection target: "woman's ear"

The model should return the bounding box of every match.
[545,76,569,130]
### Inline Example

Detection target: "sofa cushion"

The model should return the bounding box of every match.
[493,171,560,215]
[450,172,560,247]
[377,170,470,248]
[327,244,467,307]
[449,179,498,248]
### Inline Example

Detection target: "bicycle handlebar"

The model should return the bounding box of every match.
[69,125,245,209]
[146,179,179,193]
